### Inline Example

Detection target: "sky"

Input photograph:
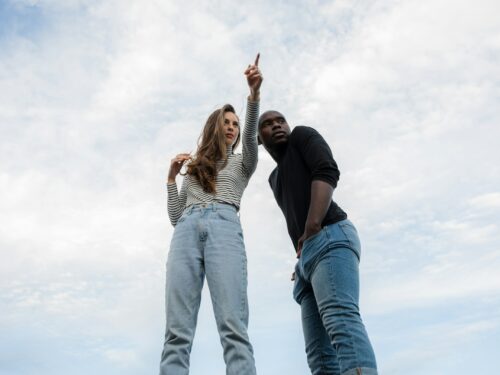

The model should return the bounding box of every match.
[1,0,499,374]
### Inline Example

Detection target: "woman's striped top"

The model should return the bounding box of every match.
[167,100,259,226]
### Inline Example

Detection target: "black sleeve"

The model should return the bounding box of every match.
[292,126,340,188]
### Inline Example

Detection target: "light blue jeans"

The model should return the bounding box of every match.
[159,203,256,375]
[293,219,377,375]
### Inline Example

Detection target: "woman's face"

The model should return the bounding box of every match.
[223,111,240,147]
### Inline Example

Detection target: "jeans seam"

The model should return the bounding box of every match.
[327,258,360,371]
[337,222,353,248]
[319,346,331,375]
[241,256,247,319]
[337,223,360,262]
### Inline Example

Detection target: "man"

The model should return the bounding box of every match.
[258,111,378,375]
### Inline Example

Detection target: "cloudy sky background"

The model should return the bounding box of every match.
[1,0,499,374]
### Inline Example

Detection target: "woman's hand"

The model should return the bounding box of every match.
[245,53,263,101]
[167,153,191,184]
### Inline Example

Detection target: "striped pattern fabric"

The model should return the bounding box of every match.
[167,100,259,226]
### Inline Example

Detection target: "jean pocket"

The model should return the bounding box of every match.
[216,210,240,225]
[176,213,188,224]
[338,221,361,257]
[302,229,324,250]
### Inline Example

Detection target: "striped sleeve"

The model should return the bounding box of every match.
[167,178,187,226]
[241,99,259,177]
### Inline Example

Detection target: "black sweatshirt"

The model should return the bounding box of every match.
[268,126,347,251]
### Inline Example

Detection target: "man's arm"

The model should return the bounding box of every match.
[297,180,333,256]
[294,126,340,256]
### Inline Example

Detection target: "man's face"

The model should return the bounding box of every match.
[258,111,291,150]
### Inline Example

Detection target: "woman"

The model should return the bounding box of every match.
[160,55,262,375]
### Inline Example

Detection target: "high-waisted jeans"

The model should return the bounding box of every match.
[159,203,256,375]
[293,219,377,375]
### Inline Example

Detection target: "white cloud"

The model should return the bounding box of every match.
[102,348,140,366]
[469,192,500,209]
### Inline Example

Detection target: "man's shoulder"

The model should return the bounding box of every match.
[290,125,321,141]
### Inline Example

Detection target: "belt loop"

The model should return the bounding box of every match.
[212,203,217,212]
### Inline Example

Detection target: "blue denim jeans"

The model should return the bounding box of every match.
[159,203,256,375]
[293,219,377,375]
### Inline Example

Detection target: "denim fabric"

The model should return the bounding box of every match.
[293,219,377,375]
[159,203,256,375]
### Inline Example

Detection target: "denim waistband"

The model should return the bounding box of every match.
[184,202,239,214]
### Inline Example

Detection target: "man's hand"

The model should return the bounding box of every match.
[296,222,322,258]
[167,153,191,184]
[245,53,263,101]
[296,180,334,256]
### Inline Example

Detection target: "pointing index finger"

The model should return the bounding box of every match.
[254,53,260,67]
